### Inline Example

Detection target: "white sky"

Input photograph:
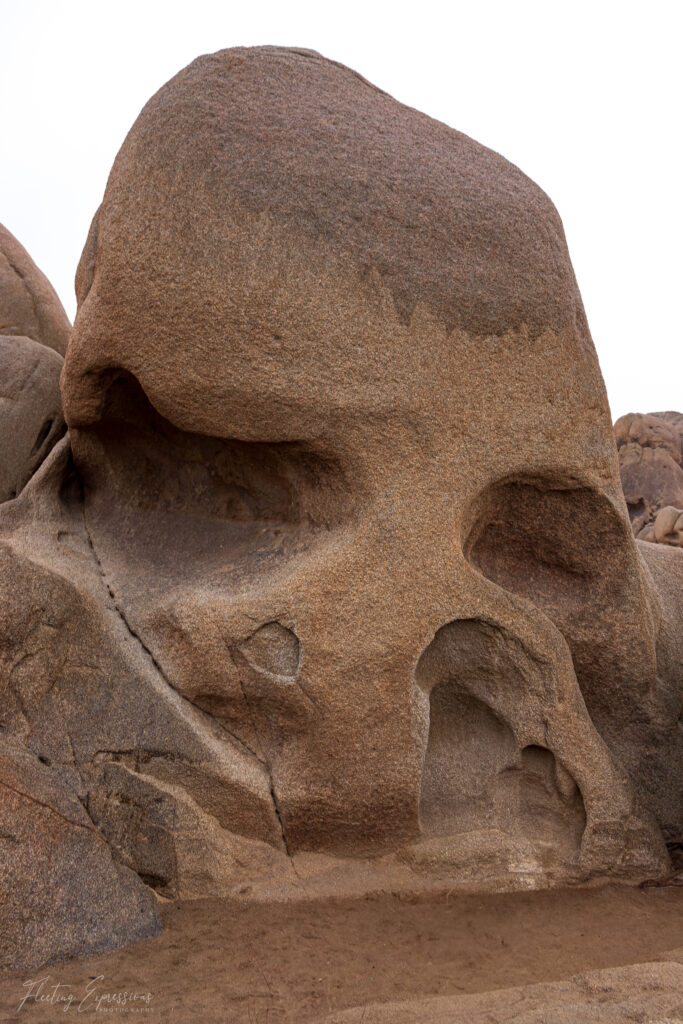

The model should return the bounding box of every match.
[1,0,680,420]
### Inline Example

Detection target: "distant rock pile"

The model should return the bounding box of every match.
[615,411,683,547]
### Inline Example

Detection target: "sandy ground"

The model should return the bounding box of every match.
[1,884,682,1023]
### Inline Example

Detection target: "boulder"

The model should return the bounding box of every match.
[0,736,160,969]
[0,223,69,506]
[0,334,64,502]
[0,223,70,356]
[615,410,683,543]
[0,48,680,967]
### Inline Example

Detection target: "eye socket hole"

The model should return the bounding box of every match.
[31,418,54,455]
[462,477,648,731]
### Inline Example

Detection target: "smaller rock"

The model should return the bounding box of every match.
[651,505,683,547]
[0,334,65,503]
[614,410,683,538]
[0,737,160,970]
[0,223,70,356]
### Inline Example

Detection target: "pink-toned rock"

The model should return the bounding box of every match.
[0,334,64,502]
[0,224,69,505]
[0,737,159,969]
[0,48,680,968]
[615,410,683,539]
[0,223,70,356]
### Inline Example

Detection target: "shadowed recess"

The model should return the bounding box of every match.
[464,479,647,731]
[71,371,352,595]
[416,619,585,854]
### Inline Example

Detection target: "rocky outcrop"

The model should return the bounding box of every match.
[0,224,69,504]
[0,223,70,356]
[615,410,683,546]
[0,334,64,502]
[0,48,680,968]
[0,736,159,970]
[0,230,163,966]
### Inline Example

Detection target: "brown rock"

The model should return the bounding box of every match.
[0,47,680,966]
[637,541,683,842]
[653,505,683,546]
[0,334,65,502]
[0,223,70,356]
[0,223,70,507]
[615,410,683,538]
[0,736,159,969]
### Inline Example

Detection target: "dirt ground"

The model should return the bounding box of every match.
[1,883,682,1023]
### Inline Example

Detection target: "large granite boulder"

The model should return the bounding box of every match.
[0,47,680,967]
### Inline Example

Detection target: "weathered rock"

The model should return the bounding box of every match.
[0,735,160,969]
[0,334,64,502]
[0,223,70,356]
[615,410,683,540]
[637,541,683,843]
[0,223,69,507]
[0,47,681,967]
[652,504,683,546]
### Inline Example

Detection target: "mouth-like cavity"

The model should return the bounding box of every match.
[416,617,586,871]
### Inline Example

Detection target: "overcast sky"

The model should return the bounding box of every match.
[1,0,680,420]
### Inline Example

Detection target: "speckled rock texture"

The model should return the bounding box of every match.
[0,223,70,356]
[615,410,683,545]
[0,224,69,505]
[0,334,65,502]
[0,47,681,968]
[0,736,160,970]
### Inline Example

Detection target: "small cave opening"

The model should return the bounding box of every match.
[416,618,586,855]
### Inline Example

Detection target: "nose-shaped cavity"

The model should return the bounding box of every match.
[416,619,586,857]
[238,622,301,678]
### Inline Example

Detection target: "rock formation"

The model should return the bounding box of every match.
[615,410,683,546]
[0,227,161,967]
[0,226,68,503]
[1,47,681,969]
[0,223,70,357]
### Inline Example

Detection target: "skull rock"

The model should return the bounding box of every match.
[1,47,680,965]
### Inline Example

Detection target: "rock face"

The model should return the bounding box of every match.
[0,737,159,970]
[0,230,161,964]
[615,410,683,546]
[0,47,681,967]
[0,224,69,504]
[0,224,70,356]
[0,334,65,502]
